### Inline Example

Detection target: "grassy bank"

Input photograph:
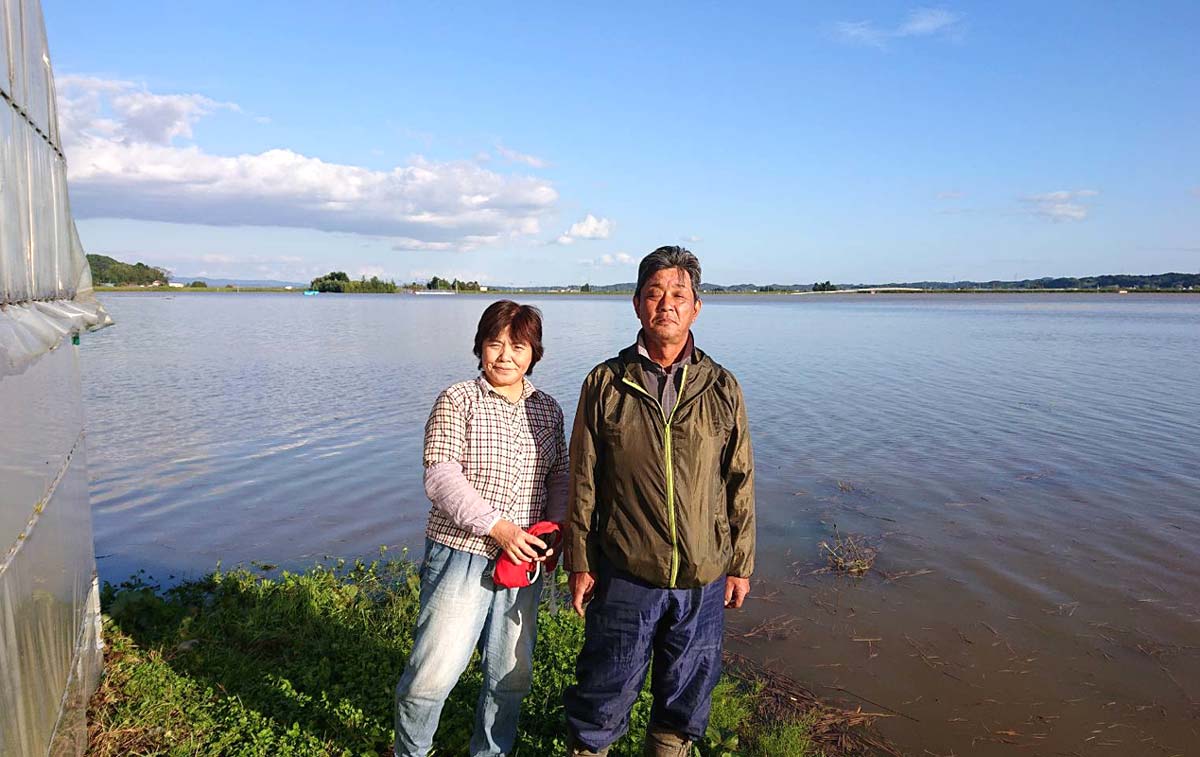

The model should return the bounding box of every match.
[87,555,890,756]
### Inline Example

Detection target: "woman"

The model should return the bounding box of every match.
[394,300,568,757]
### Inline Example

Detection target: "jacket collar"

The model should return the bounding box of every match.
[618,339,716,404]
[635,330,695,372]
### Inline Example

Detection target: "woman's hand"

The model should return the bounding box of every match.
[489,519,551,565]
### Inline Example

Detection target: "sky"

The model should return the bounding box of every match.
[42,1,1200,286]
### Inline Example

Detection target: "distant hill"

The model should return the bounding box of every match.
[552,272,1200,293]
[858,272,1200,291]
[88,254,1199,293]
[87,254,170,286]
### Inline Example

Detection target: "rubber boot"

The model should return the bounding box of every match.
[642,724,692,757]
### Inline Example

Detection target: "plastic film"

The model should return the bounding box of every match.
[18,0,48,136]
[0,104,31,304]
[0,423,98,757]
[0,329,80,539]
[28,128,54,292]
[49,153,68,292]
[0,0,10,99]
[0,298,108,377]
[2,0,22,106]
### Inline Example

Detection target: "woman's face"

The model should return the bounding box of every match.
[481,327,533,389]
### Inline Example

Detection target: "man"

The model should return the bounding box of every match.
[563,246,755,757]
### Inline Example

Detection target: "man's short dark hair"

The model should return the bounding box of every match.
[635,246,702,299]
[473,300,545,374]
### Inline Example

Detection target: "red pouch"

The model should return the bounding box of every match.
[492,521,563,589]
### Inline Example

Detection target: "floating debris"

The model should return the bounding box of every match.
[819,525,878,576]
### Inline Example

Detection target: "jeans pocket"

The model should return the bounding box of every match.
[420,540,452,585]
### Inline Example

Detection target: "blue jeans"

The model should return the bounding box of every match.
[394,539,542,757]
[564,568,726,752]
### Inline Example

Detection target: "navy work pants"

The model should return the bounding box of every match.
[564,569,726,751]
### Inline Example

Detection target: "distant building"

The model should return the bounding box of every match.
[168,282,185,288]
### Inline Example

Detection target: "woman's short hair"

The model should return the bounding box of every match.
[473,300,545,374]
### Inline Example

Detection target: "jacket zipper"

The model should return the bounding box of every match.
[621,364,689,588]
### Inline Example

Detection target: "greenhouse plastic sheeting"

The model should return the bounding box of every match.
[0,347,99,757]
[1,0,109,753]
[15,0,52,140]
[2,0,20,103]
[0,3,9,101]
[1,96,85,307]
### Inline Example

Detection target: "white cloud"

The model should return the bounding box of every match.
[836,7,965,48]
[57,75,238,145]
[496,144,548,169]
[936,190,965,200]
[835,21,889,49]
[898,8,961,36]
[582,252,635,266]
[681,235,703,243]
[390,238,457,252]
[570,214,613,238]
[57,76,559,250]
[1021,189,1100,222]
[555,213,614,244]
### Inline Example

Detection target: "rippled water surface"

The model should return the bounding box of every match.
[83,292,1200,756]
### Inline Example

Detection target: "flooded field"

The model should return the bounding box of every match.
[83,292,1200,755]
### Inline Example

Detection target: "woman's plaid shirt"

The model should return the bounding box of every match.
[423,376,568,558]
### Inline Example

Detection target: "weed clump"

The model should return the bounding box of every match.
[818,526,878,576]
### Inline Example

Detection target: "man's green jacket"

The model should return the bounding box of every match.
[565,344,755,588]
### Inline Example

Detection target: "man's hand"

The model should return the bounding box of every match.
[489,520,549,565]
[724,576,750,608]
[570,571,597,617]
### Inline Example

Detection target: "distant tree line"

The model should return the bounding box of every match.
[411,276,482,291]
[87,254,169,285]
[812,281,836,291]
[877,273,1200,291]
[309,271,397,293]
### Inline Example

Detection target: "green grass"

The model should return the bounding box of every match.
[88,555,822,756]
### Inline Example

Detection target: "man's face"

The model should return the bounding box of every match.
[633,267,701,345]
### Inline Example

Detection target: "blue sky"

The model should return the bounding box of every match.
[44,1,1199,285]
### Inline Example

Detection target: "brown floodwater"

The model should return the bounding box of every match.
[85,292,1200,756]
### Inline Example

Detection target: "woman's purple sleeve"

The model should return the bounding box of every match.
[424,461,502,537]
